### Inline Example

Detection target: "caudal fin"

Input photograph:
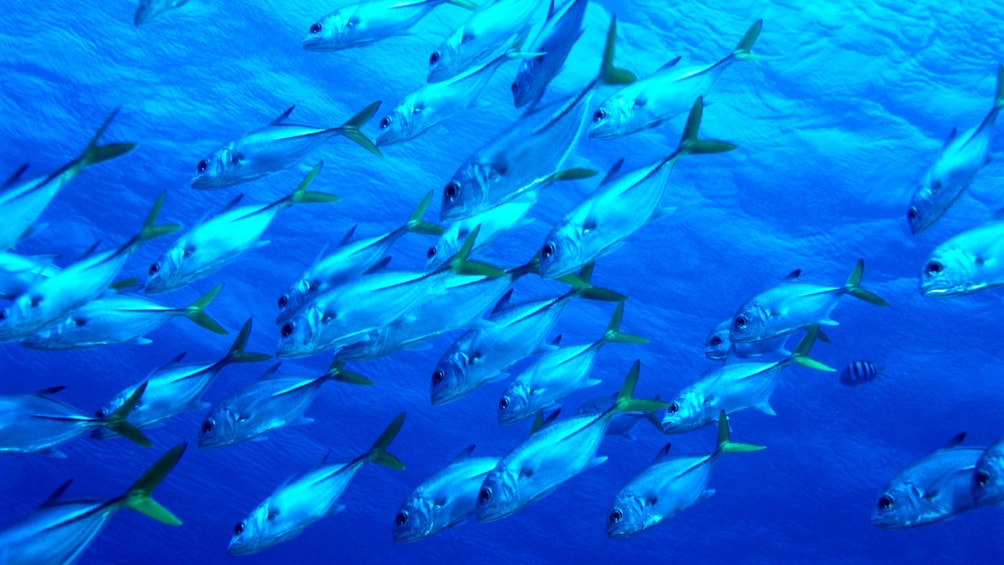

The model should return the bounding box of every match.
[731,19,763,61]
[223,318,272,364]
[789,326,836,372]
[672,97,739,163]
[287,162,339,207]
[366,412,407,470]
[137,192,180,244]
[101,382,153,447]
[336,101,383,157]
[557,263,627,302]
[182,284,227,334]
[599,302,649,345]
[447,225,507,278]
[596,16,636,86]
[326,361,375,386]
[843,259,889,306]
[116,443,187,525]
[714,410,765,456]
[70,109,137,177]
[404,192,444,235]
[604,360,669,419]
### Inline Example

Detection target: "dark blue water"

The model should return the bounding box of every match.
[2,0,1003,563]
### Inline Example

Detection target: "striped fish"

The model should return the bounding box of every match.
[839,360,880,386]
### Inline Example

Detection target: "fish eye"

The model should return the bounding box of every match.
[346,17,358,28]
[931,181,942,190]
[478,487,492,504]
[498,397,510,411]
[197,160,208,173]
[709,336,723,347]
[281,323,294,338]
[0,310,5,321]
[233,521,245,536]
[975,470,991,488]
[907,207,917,221]
[148,263,159,276]
[541,242,556,259]
[877,494,894,511]
[668,403,679,414]
[608,509,623,523]
[429,51,440,65]
[432,369,444,385]
[592,109,606,122]
[267,509,278,520]
[395,511,408,526]
[278,295,288,309]
[733,316,748,330]
[309,23,322,34]
[201,419,215,434]
[444,181,460,200]
[95,408,107,418]
[925,261,944,275]
[379,116,391,129]
[510,81,519,94]
[427,246,437,259]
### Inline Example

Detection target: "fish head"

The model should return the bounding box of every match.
[511,59,543,108]
[660,390,702,434]
[0,294,39,342]
[606,493,649,539]
[919,244,978,297]
[907,180,945,235]
[871,482,924,529]
[89,392,132,439]
[440,161,491,222]
[496,381,531,425]
[973,439,1004,506]
[228,501,286,556]
[588,96,632,139]
[475,466,520,522]
[197,405,242,449]
[704,320,732,361]
[427,29,466,83]
[19,317,70,349]
[392,494,437,544]
[425,225,462,270]
[276,306,324,359]
[276,278,311,324]
[145,243,188,295]
[190,146,235,189]
[375,101,421,147]
[728,302,771,344]
[537,221,585,280]
[429,350,469,405]
[302,6,366,51]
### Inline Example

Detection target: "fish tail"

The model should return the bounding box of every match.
[182,284,227,334]
[672,97,739,161]
[443,0,479,10]
[325,360,375,386]
[137,192,180,244]
[102,381,153,447]
[843,259,889,306]
[115,443,187,525]
[596,16,636,86]
[72,108,137,176]
[404,192,444,235]
[789,326,836,372]
[335,101,383,157]
[224,318,272,364]
[555,262,627,302]
[600,302,648,345]
[448,225,506,278]
[730,19,764,62]
[365,412,407,470]
[714,410,765,456]
[605,360,668,419]
[286,162,339,207]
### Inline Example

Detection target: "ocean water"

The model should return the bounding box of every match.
[1,0,1003,563]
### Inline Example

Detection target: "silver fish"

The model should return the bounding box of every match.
[705,271,803,361]
[393,444,499,543]
[190,103,381,189]
[0,444,185,564]
[303,0,476,51]
[228,414,405,556]
[134,0,190,25]
[972,434,1004,507]
[919,213,1004,296]
[908,65,1003,235]
[510,0,587,108]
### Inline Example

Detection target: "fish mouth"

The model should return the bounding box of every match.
[189,175,217,190]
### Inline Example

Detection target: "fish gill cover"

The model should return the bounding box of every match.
[1,0,1003,563]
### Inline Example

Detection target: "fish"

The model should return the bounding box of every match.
[0,444,185,564]
[198,362,372,449]
[0,194,178,343]
[91,318,270,438]
[0,110,135,251]
[228,413,406,555]
[497,302,648,425]
[426,196,536,270]
[907,65,1004,235]
[606,410,764,538]
[728,259,888,345]
[21,284,227,350]
[919,212,1004,296]
[276,192,442,324]
[838,360,880,387]
[476,360,667,522]
[189,102,381,189]
[393,444,500,543]
[0,383,150,456]
[872,432,983,529]
[303,0,477,51]
[661,328,833,434]
[148,164,337,294]
[134,0,190,25]
[972,434,1004,507]
[704,316,792,361]
[377,56,507,147]
[0,251,60,300]
[589,19,762,139]
[439,15,636,222]
[430,263,626,405]
[427,0,540,83]
[537,96,736,279]
[510,0,588,108]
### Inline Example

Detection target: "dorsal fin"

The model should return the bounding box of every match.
[783,269,801,281]
[338,225,357,246]
[33,385,66,396]
[943,432,966,449]
[159,352,189,369]
[364,256,392,275]
[492,289,514,315]
[943,127,958,149]
[550,334,562,346]
[652,442,673,463]
[318,450,332,467]
[452,444,477,463]
[257,363,283,381]
[271,105,296,125]
[40,479,73,507]
[599,158,625,186]
[546,0,555,18]
[658,56,682,72]
[530,409,561,436]
[2,163,30,189]
[217,194,245,216]
[77,240,103,261]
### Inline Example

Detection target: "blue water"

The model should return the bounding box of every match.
[2,0,1003,563]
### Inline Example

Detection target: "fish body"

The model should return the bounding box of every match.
[908,65,1004,235]
[838,360,880,386]
[190,104,380,189]
[972,434,1004,507]
[303,0,475,51]
[134,0,190,25]
[919,216,1004,296]
[393,445,499,543]
[511,0,587,108]
[0,252,60,299]
[704,317,790,361]
[426,197,535,270]
[872,433,982,529]
[589,20,762,139]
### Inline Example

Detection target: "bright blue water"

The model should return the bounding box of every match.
[2,0,1003,563]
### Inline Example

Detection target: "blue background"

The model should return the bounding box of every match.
[1,0,1003,563]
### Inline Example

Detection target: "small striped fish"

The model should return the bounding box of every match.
[839,360,880,386]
